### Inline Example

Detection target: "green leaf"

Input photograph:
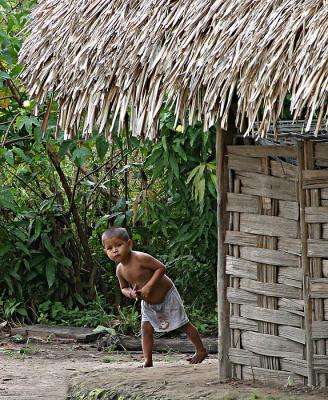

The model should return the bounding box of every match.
[14,116,40,134]
[0,244,10,257]
[56,256,72,267]
[74,293,86,306]
[169,154,180,179]
[96,135,109,160]
[4,275,14,294]
[58,140,73,159]
[0,197,17,211]
[95,212,122,229]
[29,220,42,243]
[4,149,14,166]
[41,233,57,257]
[15,242,30,256]
[46,260,56,288]
[13,147,31,163]
[114,214,125,226]
[17,308,28,317]
[72,146,92,167]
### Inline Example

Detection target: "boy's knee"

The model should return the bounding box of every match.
[142,321,153,335]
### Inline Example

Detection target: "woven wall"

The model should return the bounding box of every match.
[225,141,328,386]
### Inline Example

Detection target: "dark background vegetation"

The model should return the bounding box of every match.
[0,0,217,336]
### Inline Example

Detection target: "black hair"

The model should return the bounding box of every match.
[101,227,130,245]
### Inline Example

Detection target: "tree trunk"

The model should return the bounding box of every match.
[48,147,97,298]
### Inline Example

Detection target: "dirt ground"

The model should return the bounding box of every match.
[1,338,328,400]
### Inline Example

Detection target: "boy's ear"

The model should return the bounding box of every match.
[127,239,133,248]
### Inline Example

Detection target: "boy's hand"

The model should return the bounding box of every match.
[136,285,151,301]
[129,284,138,300]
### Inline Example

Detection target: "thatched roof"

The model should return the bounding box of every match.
[19,0,328,139]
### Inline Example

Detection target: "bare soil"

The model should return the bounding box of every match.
[1,338,328,400]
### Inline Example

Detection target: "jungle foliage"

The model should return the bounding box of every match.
[0,0,217,335]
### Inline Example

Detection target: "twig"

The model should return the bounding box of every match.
[2,135,32,147]
[1,112,20,146]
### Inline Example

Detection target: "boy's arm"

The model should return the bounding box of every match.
[138,253,166,298]
[116,266,137,300]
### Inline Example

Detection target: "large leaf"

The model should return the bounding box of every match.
[72,146,92,167]
[45,260,56,288]
[96,135,109,160]
[4,149,14,166]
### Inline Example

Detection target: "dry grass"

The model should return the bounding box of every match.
[19,0,328,139]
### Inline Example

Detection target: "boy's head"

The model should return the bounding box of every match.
[101,227,130,245]
[102,227,132,263]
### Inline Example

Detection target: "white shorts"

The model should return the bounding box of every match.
[141,286,189,332]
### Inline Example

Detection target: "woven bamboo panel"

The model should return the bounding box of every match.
[226,143,328,386]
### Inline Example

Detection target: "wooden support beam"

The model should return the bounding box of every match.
[216,121,231,380]
[297,141,315,386]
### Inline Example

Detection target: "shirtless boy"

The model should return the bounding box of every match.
[102,227,208,367]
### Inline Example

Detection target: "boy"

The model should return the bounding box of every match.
[102,227,208,367]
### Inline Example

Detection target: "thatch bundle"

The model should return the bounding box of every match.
[19,0,328,139]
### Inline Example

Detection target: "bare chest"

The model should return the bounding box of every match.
[120,264,152,285]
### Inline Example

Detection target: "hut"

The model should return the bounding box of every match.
[19,0,328,387]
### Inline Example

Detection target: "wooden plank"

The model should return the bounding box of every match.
[230,316,258,332]
[242,366,303,385]
[279,298,304,316]
[119,336,218,353]
[277,276,302,289]
[278,298,304,312]
[278,267,303,282]
[240,214,298,239]
[321,188,328,200]
[322,224,328,239]
[227,287,257,305]
[280,358,308,377]
[324,299,328,320]
[313,355,328,373]
[216,124,232,379]
[227,192,259,213]
[278,326,306,344]
[228,154,262,173]
[225,231,258,247]
[310,278,328,298]
[228,348,261,367]
[302,169,328,189]
[323,260,328,277]
[278,201,299,221]
[270,159,297,180]
[277,238,302,256]
[226,256,257,280]
[312,321,328,339]
[10,325,104,342]
[240,305,302,327]
[240,247,299,267]
[305,207,328,223]
[241,331,303,359]
[238,172,297,201]
[240,278,301,299]
[308,239,328,257]
[314,143,328,166]
[227,145,297,158]
[278,267,303,288]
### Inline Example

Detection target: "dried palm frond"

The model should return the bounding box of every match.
[19,0,328,139]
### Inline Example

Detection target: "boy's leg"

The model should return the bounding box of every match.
[181,322,208,364]
[141,321,154,367]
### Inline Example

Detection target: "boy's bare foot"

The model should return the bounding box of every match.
[187,351,208,364]
[138,361,153,368]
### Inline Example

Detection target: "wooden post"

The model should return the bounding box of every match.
[216,120,231,380]
[297,141,315,386]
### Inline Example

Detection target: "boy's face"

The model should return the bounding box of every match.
[103,236,132,263]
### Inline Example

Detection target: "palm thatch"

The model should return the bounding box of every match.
[19,0,328,139]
